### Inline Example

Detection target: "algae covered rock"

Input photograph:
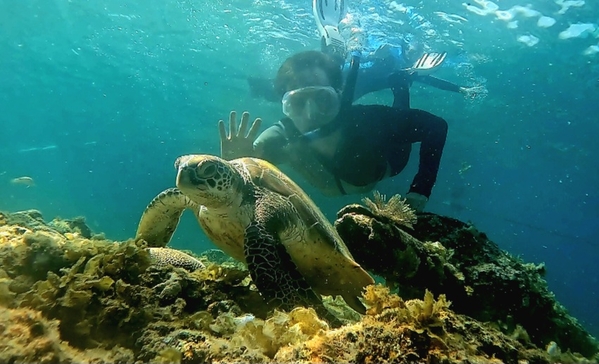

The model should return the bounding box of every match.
[0,306,134,363]
[0,210,268,360]
[335,198,599,359]
[275,285,557,364]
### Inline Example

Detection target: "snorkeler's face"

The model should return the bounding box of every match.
[282,86,340,133]
[282,67,340,133]
[295,67,331,88]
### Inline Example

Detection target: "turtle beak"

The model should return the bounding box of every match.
[175,155,211,191]
[177,164,209,191]
[174,155,194,170]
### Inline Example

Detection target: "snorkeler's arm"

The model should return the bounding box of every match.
[383,108,447,198]
[405,109,447,198]
[253,122,290,165]
[247,77,280,103]
[413,75,462,93]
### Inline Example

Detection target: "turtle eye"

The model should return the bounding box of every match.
[200,163,217,178]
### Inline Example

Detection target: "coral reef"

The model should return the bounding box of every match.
[0,209,596,363]
[0,306,134,363]
[335,199,599,359]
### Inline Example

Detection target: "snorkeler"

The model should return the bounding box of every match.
[219,50,448,212]
[248,0,482,107]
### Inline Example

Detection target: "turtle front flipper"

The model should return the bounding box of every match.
[244,222,341,326]
[136,188,196,247]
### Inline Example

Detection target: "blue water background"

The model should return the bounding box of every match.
[1,0,598,337]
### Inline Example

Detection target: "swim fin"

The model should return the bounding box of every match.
[313,0,346,60]
[409,52,447,75]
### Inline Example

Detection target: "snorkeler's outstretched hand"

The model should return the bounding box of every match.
[459,85,487,100]
[405,192,428,213]
[218,111,262,160]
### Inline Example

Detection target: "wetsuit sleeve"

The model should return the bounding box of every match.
[389,72,412,109]
[413,75,462,93]
[253,122,289,165]
[385,108,448,198]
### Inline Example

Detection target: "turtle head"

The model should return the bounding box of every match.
[175,154,243,208]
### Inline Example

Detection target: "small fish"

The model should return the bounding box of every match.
[10,176,35,187]
[458,162,472,175]
[18,145,57,153]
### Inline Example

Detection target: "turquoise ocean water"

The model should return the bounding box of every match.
[1,0,598,337]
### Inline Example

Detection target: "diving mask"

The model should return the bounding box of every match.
[282,86,340,124]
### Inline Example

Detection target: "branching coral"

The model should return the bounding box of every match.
[362,191,417,228]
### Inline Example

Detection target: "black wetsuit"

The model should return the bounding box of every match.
[388,72,461,109]
[256,105,447,198]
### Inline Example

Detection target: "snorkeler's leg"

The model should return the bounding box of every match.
[313,0,346,64]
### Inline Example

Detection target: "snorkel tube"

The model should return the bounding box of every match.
[340,50,361,110]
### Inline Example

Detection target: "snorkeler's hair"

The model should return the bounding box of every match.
[274,51,343,97]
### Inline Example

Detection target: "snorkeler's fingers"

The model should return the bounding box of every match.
[229,111,237,139]
[247,118,262,141]
[218,119,227,141]
[238,111,251,138]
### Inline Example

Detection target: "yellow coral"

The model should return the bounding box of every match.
[405,290,451,326]
[362,191,417,228]
[0,271,16,306]
[362,284,405,316]
[232,307,327,358]
[362,284,451,331]
[288,306,329,336]
[154,347,182,364]
[64,232,79,240]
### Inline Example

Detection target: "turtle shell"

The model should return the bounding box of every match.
[232,157,374,309]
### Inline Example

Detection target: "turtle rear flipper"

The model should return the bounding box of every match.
[136,188,196,247]
[244,222,341,326]
[341,293,367,315]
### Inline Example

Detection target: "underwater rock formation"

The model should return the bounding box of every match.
[335,198,599,359]
[0,209,597,363]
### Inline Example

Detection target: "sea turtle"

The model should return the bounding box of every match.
[135,154,374,317]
